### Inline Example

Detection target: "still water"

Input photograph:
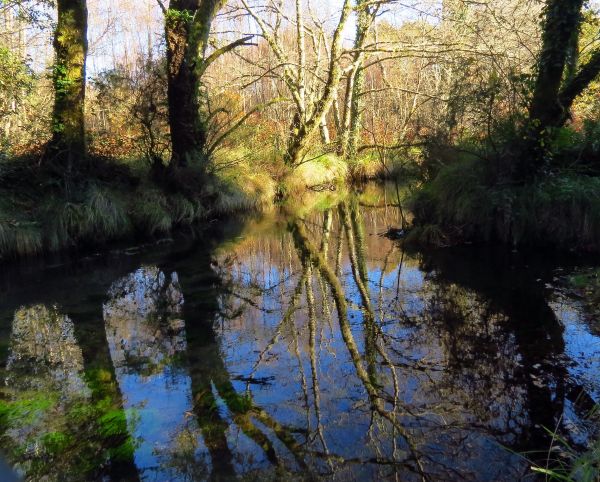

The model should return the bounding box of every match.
[0,186,599,481]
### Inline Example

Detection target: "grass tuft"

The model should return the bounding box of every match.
[130,188,173,235]
[83,185,131,239]
[411,159,600,251]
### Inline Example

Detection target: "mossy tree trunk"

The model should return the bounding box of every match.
[164,0,226,170]
[284,0,353,167]
[47,0,88,171]
[528,0,583,131]
[520,0,600,180]
[557,48,600,126]
[340,0,376,160]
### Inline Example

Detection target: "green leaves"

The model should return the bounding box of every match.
[0,46,33,119]
[165,8,195,28]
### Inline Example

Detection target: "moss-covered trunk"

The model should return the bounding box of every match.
[515,0,600,182]
[47,0,88,170]
[340,0,372,160]
[165,0,226,169]
[284,0,352,167]
[528,0,583,130]
[518,0,584,180]
[518,0,600,181]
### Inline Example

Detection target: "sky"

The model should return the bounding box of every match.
[13,0,598,77]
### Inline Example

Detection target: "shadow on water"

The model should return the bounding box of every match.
[0,185,599,481]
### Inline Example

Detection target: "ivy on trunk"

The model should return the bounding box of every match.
[163,0,226,170]
[47,0,88,172]
[519,0,600,181]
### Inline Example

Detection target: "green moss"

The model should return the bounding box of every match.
[42,431,73,454]
[568,268,600,309]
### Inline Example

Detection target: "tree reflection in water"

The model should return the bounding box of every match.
[103,266,211,481]
[1,305,135,480]
[211,200,599,481]
[0,188,599,481]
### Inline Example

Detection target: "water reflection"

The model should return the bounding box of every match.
[103,266,210,481]
[7,305,87,394]
[212,200,599,480]
[0,187,599,481]
[1,305,135,481]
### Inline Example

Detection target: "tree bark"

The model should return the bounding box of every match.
[558,47,600,126]
[47,0,88,171]
[528,0,584,130]
[284,0,353,166]
[165,0,226,169]
[340,0,375,160]
[517,0,585,181]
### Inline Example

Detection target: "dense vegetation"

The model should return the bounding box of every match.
[0,0,599,258]
[409,0,600,250]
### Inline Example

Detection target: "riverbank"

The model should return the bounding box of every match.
[408,158,600,253]
[0,151,389,260]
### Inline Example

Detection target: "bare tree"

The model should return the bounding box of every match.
[239,0,353,167]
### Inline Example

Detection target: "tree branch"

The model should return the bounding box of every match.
[198,35,256,77]
[558,47,600,125]
[155,0,167,15]
[208,97,290,154]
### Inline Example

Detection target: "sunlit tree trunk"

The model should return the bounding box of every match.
[284,0,353,166]
[164,0,226,169]
[340,0,376,160]
[47,0,88,170]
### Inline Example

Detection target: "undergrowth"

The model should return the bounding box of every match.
[0,155,273,259]
[529,415,600,482]
[409,158,600,251]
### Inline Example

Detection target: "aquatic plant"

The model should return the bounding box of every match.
[530,419,600,482]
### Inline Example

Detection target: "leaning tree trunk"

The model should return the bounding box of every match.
[518,0,600,181]
[46,0,88,171]
[557,48,600,127]
[519,0,584,180]
[528,0,584,130]
[165,0,226,169]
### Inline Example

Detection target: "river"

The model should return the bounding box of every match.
[0,184,598,481]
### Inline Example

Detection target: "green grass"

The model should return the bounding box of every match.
[529,421,600,482]
[568,269,600,319]
[0,151,290,259]
[0,159,200,258]
[285,153,348,194]
[409,158,600,251]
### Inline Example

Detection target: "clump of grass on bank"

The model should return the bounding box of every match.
[408,158,600,251]
[348,152,382,181]
[209,146,278,213]
[567,269,600,321]
[285,153,348,194]
[569,269,600,301]
[0,157,208,259]
[348,146,424,182]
